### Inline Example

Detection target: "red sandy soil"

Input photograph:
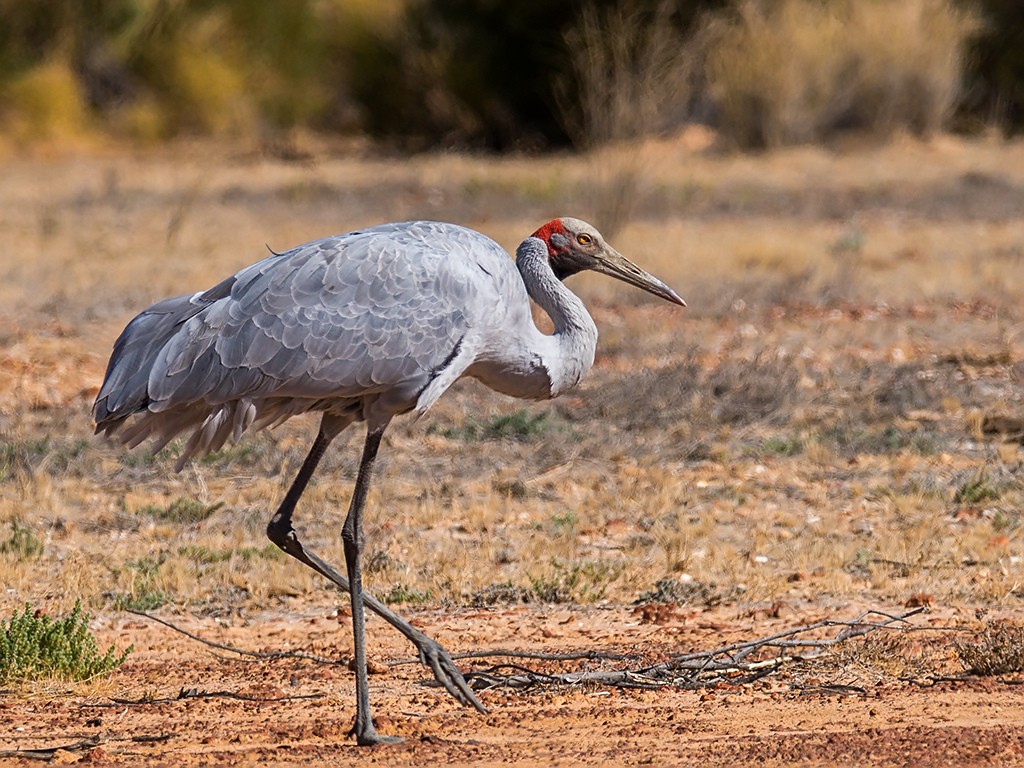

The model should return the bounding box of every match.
[2,603,1022,766]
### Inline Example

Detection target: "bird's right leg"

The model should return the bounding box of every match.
[265,417,485,714]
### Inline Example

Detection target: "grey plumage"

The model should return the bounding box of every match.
[94,217,684,745]
[95,221,531,469]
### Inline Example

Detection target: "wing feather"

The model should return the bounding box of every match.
[95,220,525,463]
[142,222,513,412]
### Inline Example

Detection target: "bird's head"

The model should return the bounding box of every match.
[530,217,686,306]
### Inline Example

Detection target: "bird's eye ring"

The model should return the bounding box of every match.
[577,234,593,246]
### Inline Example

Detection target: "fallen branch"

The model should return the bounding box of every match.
[465,607,928,692]
[664,607,925,666]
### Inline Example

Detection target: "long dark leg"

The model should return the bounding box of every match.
[340,427,396,744]
[266,418,485,737]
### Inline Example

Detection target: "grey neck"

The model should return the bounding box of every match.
[516,237,598,396]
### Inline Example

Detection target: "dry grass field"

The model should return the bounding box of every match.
[1,133,1023,764]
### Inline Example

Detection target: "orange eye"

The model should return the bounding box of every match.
[577,234,593,245]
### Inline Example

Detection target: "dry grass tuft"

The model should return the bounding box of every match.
[955,620,1024,676]
[830,631,940,683]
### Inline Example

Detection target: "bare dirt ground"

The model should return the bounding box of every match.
[2,605,1024,766]
[1,133,1024,764]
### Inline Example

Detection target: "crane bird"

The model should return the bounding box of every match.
[94,217,684,745]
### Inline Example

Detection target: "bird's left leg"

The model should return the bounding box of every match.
[340,426,401,745]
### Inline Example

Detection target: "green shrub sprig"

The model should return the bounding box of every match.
[0,601,132,683]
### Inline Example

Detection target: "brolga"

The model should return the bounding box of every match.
[94,217,685,745]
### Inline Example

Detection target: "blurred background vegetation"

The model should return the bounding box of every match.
[0,0,1021,151]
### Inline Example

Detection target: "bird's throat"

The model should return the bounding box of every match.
[516,238,598,397]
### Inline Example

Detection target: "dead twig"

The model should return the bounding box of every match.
[130,733,175,743]
[0,736,102,761]
[126,609,346,665]
[131,610,641,669]
[395,648,640,666]
[0,733,175,761]
[664,607,925,667]
[80,686,323,708]
[467,655,791,691]
[798,684,868,696]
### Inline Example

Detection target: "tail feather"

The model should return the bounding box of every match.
[93,294,205,430]
[175,401,254,472]
[94,278,354,470]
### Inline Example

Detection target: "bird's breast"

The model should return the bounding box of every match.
[464,356,554,401]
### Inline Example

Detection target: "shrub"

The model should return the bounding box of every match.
[556,1,698,234]
[955,620,1024,676]
[0,0,347,140]
[1,57,91,141]
[955,0,1024,134]
[558,1,695,148]
[527,559,622,603]
[111,556,170,611]
[704,0,973,148]
[383,584,432,605]
[0,521,43,560]
[1,0,1006,147]
[0,602,132,684]
[953,471,1004,505]
[352,0,722,150]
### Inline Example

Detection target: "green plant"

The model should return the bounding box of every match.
[0,436,88,480]
[119,447,170,469]
[992,510,1021,533]
[136,497,225,524]
[637,577,724,605]
[432,409,556,442]
[0,602,132,684]
[483,411,551,440]
[817,424,941,457]
[549,511,578,534]
[200,442,263,467]
[383,584,432,605]
[113,591,168,612]
[954,472,1003,505]
[111,557,170,611]
[757,434,805,457]
[0,521,43,559]
[528,560,621,603]
[178,543,282,564]
[469,581,533,607]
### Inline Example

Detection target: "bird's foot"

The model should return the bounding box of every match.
[357,732,403,747]
[349,722,403,746]
[413,635,487,713]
